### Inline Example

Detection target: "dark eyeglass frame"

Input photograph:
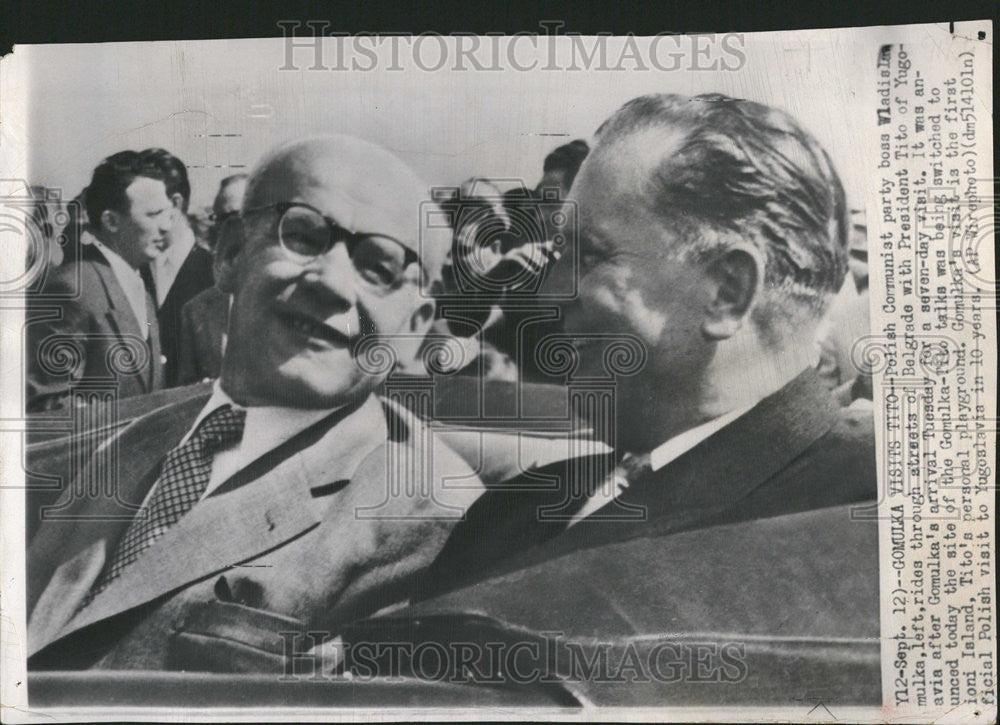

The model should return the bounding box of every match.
[208,209,239,224]
[241,201,420,291]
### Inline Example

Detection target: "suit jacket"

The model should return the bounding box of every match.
[175,286,228,385]
[341,368,881,704]
[415,367,877,600]
[146,243,214,386]
[26,244,165,412]
[26,388,494,670]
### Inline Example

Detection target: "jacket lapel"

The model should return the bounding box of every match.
[47,394,388,649]
[421,368,840,596]
[145,289,164,391]
[551,368,840,548]
[27,391,208,654]
[89,249,158,393]
[89,250,144,342]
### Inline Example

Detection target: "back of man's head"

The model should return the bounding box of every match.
[536,140,590,198]
[86,151,166,232]
[217,173,247,198]
[594,93,848,345]
[542,140,590,182]
[140,148,191,212]
[213,173,248,219]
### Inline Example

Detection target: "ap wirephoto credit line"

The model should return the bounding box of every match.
[0,19,994,723]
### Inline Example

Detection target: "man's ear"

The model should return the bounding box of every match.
[701,244,763,341]
[408,298,436,336]
[100,209,120,234]
[214,216,246,293]
[392,298,437,376]
[170,192,185,210]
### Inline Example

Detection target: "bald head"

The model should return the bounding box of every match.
[218,134,441,409]
[245,135,449,284]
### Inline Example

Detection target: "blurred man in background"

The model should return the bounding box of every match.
[141,148,215,386]
[174,174,248,384]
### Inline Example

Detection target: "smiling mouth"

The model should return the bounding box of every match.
[276,308,350,346]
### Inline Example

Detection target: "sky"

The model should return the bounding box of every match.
[7,28,883,211]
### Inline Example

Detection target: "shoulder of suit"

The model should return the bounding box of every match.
[181,285,225,316]
[115,382,216,432]
[376,392,595,468]
[36,255,104,305]
[392,501,880,652]
[27,383,214,472]
[186,244,215,273]
[801,398,876,485]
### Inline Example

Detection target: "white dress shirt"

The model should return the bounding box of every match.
[88,234,149,338]
[568,405,751,526]
[140,379,338,508]
[151,221,196,306]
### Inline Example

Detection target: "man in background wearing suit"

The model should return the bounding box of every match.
[141,148,215,387]
[26,134,506,671]
[26,151,172,411]
[174,174,248,385]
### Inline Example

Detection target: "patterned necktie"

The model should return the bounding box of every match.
[618,451,653,488]
[83,404,246,605]
[605,451,652,502]
[569,451,652,526]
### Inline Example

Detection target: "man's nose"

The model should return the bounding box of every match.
[299,241,358,311]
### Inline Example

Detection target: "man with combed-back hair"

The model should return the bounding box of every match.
[588,92,850,349]
[331,94,881,703]
[416,93,876,606]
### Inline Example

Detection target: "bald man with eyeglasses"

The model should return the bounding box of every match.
[26,135,531,671]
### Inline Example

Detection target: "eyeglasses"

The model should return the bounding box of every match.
[241,202,419,292]
[208,209,238,224]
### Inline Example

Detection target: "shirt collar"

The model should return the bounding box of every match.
[90,236,138,277]
[160,220,196,269]
[648,405,752,472]
[185,379,343,451]
[88,236,149,333]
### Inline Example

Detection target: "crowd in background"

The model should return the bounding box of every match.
[21,138,869,413]
[23,147,247,411]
